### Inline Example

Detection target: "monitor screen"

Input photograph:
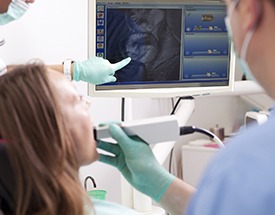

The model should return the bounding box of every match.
[89,0,235,98]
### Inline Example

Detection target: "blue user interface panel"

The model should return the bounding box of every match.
[95,1,230,90]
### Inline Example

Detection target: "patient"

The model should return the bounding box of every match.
[0,63,138,215]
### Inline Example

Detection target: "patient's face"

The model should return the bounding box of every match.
[0,0,35,13]
[48,70,98,166]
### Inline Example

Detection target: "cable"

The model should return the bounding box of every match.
[170,96,194,115]
[121,97,125,122]
[168,147,174,174]
[180,126,225,148]
[0,38,5,46]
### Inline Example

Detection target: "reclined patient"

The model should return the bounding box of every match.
[0,63,138,215]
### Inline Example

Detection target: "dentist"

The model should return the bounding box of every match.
[98,0,275,214]
[0,0,131,84]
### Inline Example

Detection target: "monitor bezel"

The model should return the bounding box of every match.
[88,0,235,98]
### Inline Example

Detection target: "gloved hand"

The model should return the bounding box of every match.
[97,123,175,202]
[73,57,131,85]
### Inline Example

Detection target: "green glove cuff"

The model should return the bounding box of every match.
[154,174,175,202]
[73,61,81,81]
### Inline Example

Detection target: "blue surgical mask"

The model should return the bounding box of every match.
[0,0,29,25]
[224,0,256,81]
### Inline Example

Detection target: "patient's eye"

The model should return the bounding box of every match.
[77,95,91,108]
[78,95,84,102]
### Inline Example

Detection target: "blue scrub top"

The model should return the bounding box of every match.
[186,107,275,215]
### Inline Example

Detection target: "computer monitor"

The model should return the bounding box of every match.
[88,0,235,98]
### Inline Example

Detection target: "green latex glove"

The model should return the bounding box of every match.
[73,57,131,85]
[97,123,175,202]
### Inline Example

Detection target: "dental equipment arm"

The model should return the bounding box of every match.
[94,115,225,147]
[94,115,180,145]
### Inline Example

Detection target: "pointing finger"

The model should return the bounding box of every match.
[111,57,131,72]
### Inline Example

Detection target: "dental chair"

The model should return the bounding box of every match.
[0,144,16,214]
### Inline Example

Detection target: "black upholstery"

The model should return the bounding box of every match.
[0,144,16,214]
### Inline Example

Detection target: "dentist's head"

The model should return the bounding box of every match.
[224,0,275,99]
[0,0,35,25]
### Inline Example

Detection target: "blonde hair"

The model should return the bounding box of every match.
[0,63,91,214]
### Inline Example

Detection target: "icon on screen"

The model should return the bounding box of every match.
[97,20,104,26]
[97,36,104,42]
[97,53,104,58]
[97,29,104,35]
[97,43,104,49]
[97,13,104,19]
[97,6,104,11]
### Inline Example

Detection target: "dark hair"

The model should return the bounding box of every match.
[0,63,90,215]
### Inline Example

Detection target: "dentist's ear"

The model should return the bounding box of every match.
[247,0,263,30]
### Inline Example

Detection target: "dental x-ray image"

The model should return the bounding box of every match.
[106,8,182,83]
